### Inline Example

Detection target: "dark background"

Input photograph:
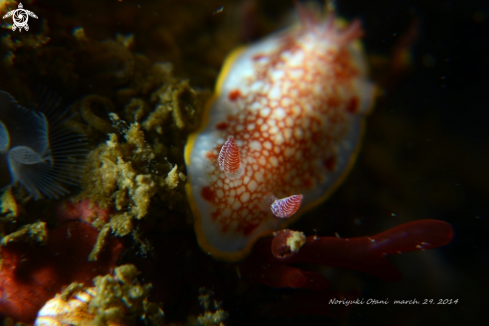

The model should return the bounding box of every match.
[313,0,489,324]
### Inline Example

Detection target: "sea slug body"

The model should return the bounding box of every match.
[185,7,375,261]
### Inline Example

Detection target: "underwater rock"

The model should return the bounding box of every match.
[0,90,86,200]
[0,221,123,323]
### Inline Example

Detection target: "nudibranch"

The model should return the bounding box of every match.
[185,6,375,261]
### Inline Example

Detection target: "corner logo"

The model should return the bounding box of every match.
[2,3,38,32]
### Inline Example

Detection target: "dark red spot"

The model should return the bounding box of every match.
[201,186,216,202]
[323,155,336,172]
[243,223,259,236]
[205,151,217,160]
[215,122,229,130]
[345,97,359,114]
[228,89,241,101]
[252,54,266,61]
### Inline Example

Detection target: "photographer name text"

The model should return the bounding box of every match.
[329,298,459,306]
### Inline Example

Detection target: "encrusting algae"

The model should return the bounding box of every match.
[78,114,187,235]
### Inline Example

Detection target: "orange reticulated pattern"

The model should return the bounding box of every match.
[202,29,361,236]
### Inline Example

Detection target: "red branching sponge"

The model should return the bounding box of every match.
[0,221,123,323]
[242,219,453,289]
